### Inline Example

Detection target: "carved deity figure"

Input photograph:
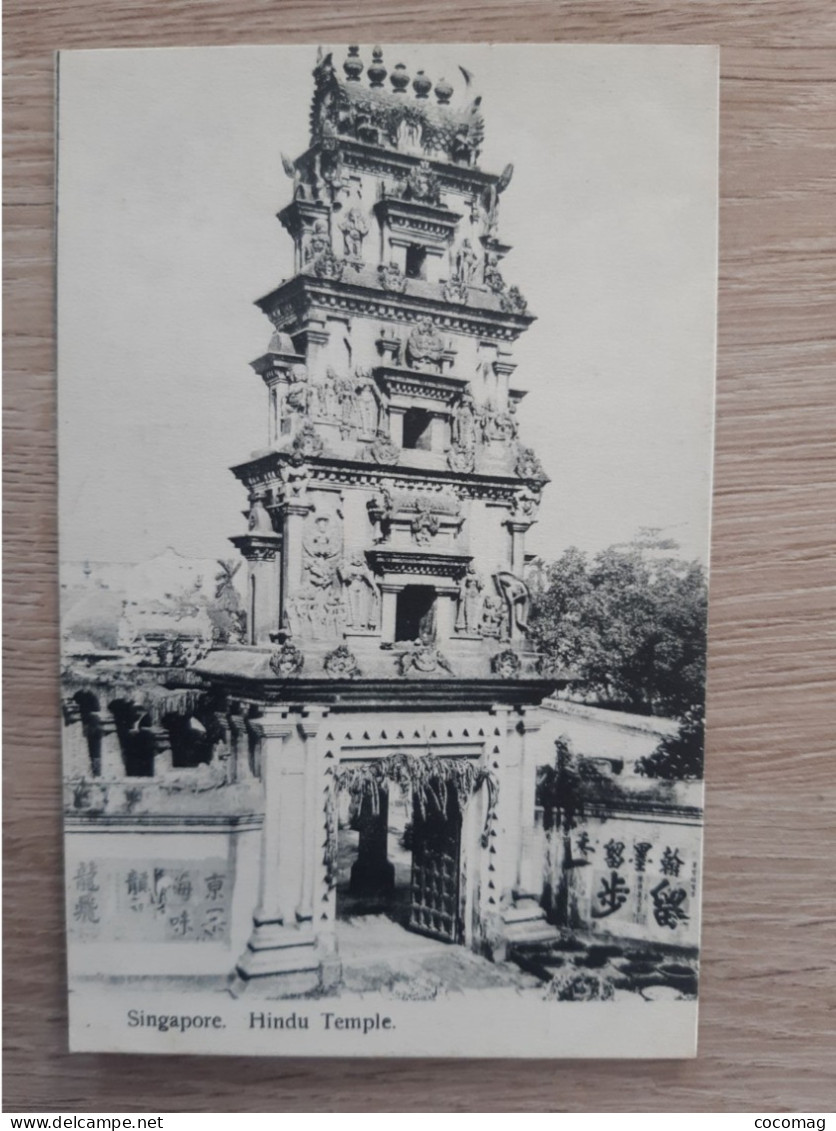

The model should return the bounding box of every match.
[451,390,478,450]
[480,594,506,639]
[304,219,330,265]
[340,206,369,260]
[316,369,340,419]
[285,365,313,416]
[339,553,381,630]
[355,372,380,437]
[454,238,479,286]
[483,252,505,293]
[333,370,357,437]
[366,485,393,543]
[405,317,444,371]
[455,565,484,633]
[493,570,530,636]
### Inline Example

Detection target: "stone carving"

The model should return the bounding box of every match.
[493,570,531,636]
[510,487,542,521]
[368,429,401,465]
[484,252,505,293]
[378,262,407,293]
[479,163,514,238]
[405,317,444,371]
[442,279,469,305]
[479,594,506,639]
[285,508,344,640]
[491,649,522,679]
[285,364,314,415]
[399,160,442,205]
[447,443,475,473]
[410,497,440,545]
[479,401,515,445]
[311,50,485,165]
[455,237,479,284]
[514,445,547,482]
[396,638,455,677]
[340,206,370,260]
[303,219,331,265]
[339,553,381,630]
[354,370,381,437]
[366,485,393,542]
[315,368,340,419]
[331,368,357,438]
[269,642,305,678]
[455,565,483,633]
[312,247,346,281]
[323,644,362,679]
[290,420,324,460]
[247,499,274,534]
[500,285,528,314]
[451,389,478,449]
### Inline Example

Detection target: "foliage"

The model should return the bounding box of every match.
[543,969,615,1002]
[535,736,618,832]
[334,752,497,839]
[636,703,705,780]
[528,531,708,717]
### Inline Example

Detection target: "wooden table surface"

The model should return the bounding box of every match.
[4,1,835,1114]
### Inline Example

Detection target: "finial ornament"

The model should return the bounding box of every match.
[368,46,387,88]
[343,46,364,82]
[390,63,410,93]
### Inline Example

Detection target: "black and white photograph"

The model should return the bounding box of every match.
[57,42,718,1057]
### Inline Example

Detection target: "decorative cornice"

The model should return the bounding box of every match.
[366,548,472,579]
[256,273,534,344]
[373,364,468,406]
[231,450,530,505]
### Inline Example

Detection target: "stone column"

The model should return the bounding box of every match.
[388,406,406,448]
[282,503,312,618]
[234,710,320,994]
[434,586,458,645]
[297,708,329,924]
[229,533,282,646]
[350,788,395,898]
[380,582,399,643]
[429,413,448,453]
[515,709,544,896]
[227,712,252,781]
[506,519,531,578]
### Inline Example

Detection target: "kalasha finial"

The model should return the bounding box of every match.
[368,46,387,88]
[412,70,432,99]
[390,63,410,93]
[434,77,454,104]
[343,45,364,82]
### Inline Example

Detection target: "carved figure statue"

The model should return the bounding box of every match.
[316,369,339,419]
[493,570,530,635]
[451,390,478,450]
[355,372,380,437]
[285,365,313,415]
[405,317,444,371]
[455,565,484,633]
[410,497,440,545]
[455,238,479,286]
[480,594,506,639]
[339,553,381,630]
[340,206,369,260]
[304,219,330,265]
[366,485,393,543]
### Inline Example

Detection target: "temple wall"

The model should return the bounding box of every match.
[65,819,261,978]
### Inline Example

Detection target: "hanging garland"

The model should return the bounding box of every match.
[333,751,498,847]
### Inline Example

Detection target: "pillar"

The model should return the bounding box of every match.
[389,406,406,448]
[229,533,282,646]
[380,583,399,642]
[234,710,320,994]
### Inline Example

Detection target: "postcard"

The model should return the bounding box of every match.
[57,42,718,1056]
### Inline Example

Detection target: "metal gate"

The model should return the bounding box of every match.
[408,786,463,944]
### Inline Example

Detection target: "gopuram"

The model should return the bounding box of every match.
[192,47,564,993]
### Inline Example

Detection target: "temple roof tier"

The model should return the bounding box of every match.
[256,274,534,344]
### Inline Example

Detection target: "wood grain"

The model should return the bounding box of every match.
[4,1,835,1113]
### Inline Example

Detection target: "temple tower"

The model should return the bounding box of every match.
[199,46,564,994]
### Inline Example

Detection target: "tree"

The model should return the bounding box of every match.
[529,535,708,717]
[635,703,705,780]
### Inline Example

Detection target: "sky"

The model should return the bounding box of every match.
[57,43,718,569]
